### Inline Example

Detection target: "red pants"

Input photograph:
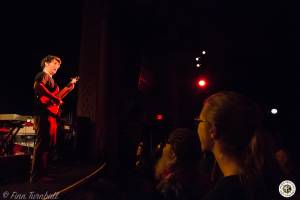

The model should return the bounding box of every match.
[31,114,57,177]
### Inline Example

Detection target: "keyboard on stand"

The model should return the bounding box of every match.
[0,114,35,156]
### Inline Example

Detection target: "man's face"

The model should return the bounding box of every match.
[44,59,60,75]
[136,145,143,157]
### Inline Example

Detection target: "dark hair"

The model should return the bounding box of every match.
[40,55,62,69]
[168,128,201,164]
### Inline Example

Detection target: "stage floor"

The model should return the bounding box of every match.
[0,160,109,200]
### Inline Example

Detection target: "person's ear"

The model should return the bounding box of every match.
[209,124,217,139]
[169,148,177,164]
[169,147,176,158]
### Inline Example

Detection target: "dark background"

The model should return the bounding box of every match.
[1,1,299,161]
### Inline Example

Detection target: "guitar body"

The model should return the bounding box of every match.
[38,76,79,116]
[47,103,60,116]
[39,94,61,116]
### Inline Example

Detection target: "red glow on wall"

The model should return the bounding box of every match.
[155,114,164,121]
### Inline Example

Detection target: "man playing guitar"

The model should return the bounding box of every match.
[30,55,78,183]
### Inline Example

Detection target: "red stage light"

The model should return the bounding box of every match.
[197,79,207,88]
[155,114,164,121]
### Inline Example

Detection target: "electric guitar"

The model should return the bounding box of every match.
[39,76,80,116]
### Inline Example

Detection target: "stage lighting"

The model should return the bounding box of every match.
[155,114,164,121]
[197,78,207,88]
[271,108,278,115]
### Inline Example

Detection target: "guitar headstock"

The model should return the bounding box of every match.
[70,76,80,84]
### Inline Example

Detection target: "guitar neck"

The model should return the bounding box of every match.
[56,83,75,99]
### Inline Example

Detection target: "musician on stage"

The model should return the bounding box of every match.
[30,55,64,183]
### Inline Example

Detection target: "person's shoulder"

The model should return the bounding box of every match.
[215,175,244,191]
[35,71,49,80]
[156,173,178,192]
[202,175,246,200]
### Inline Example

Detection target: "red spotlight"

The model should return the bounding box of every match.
[155,114,164,121]
[197,78,207,88]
